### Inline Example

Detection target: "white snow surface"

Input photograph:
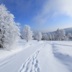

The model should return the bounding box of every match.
[0,40,72,72]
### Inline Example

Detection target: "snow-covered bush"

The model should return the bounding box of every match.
[42,33,49,40]
[55,29,67,40]
[49,33,56,40]
[48,33,53,40]
[67,33,72,40]
[34,32,42,41]
[22,25,33,41]
[42,33,55,40]
[0,4,20,49]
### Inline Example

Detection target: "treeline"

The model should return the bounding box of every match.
[21,25,72,41]
[0,4,72,50]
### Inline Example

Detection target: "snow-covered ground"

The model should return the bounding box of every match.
[0,40,72,72]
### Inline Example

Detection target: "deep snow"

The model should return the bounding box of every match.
[0,40,72,72]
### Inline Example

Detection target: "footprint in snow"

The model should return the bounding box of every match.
[19,51,40,72]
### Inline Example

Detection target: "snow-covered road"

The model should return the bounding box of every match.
[19,42,70,72]
[0,41,44,72]
[0,41,71,72]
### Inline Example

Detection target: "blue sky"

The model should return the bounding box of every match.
[0,0,72,32]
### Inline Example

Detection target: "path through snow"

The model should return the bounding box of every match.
[0,41,44,72]
[19,43,46,72]
[19,42,70,72]
[19,50,40,72]
[0,41,71,72]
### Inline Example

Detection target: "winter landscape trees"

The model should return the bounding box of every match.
[0,1,72,72]
[0,4,20,49]
[21,26,72,41]
[55,29,68,40]
[42,29,71,41]
[22,25,33,41]
[0,3,72,50]
[33,32,42,41]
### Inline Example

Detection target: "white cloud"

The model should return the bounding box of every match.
[49,0,72,16]
[33,0,72,25]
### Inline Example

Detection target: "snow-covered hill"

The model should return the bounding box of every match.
[0,40,72,72]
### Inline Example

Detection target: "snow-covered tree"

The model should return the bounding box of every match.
[67,33,72,40]
[34,32,42,41]
[48,33,53,40]
[0,4,20,49]
[55,29,67,40]
[42,32,56,40]
[42,33,49,40]
[22,25,33,41]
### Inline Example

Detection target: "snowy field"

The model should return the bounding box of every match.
[0,40,72,72]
